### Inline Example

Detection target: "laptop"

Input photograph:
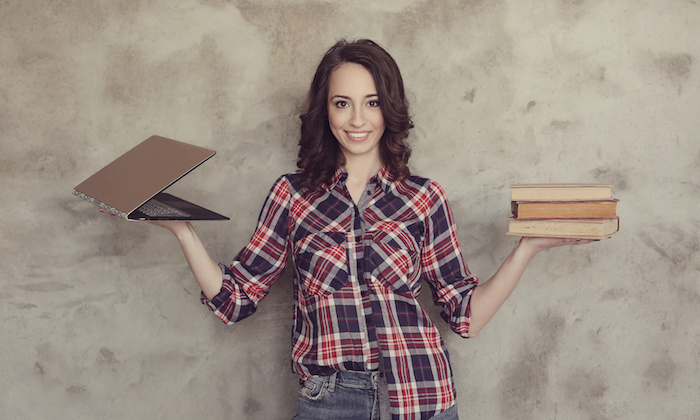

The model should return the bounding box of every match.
[72,135,229,221]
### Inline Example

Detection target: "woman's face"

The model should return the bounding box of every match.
[327,63,385,164]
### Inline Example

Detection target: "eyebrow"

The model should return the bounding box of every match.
[330,94,379,100]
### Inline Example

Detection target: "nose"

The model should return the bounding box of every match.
[349,107,365,127]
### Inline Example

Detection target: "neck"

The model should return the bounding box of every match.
[342,153,383,185]
[341,153,382,205]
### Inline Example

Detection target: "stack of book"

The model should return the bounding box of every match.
[506,183,620,239]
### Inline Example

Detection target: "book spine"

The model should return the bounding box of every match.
[506,218,619,239]
[510,187,613,202]
[511,192,612,201]
[72,189,129,219]
[512,201,617,219]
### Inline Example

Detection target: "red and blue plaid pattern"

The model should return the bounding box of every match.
[202,166,478,419]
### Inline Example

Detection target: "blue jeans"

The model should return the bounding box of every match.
[292,370,459,420]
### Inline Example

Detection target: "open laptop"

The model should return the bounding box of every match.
[72,135,229,221]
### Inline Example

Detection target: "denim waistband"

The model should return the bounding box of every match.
[324,370,380,392]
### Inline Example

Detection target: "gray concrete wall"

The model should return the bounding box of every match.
[2,1,698,419]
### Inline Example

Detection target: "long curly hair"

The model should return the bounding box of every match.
[297,39,414,192]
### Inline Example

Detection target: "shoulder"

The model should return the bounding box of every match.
[395,174,448,200]
[266,172,313,199]
[388,174,451,217]
[276,172,301,183]
[270,172,302,188]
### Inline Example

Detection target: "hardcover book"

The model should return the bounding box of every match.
[506,217,620,239]
[510,183,613,202]
[511,200,618,219]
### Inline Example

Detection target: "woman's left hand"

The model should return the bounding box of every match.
[519,236,596,255]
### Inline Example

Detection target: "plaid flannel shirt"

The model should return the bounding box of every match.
[202,165,479,419]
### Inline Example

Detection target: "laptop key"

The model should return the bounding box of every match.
[138,199,192,218]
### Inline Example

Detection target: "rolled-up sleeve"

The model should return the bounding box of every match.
[201,176,291,325]
[420,181,479,338]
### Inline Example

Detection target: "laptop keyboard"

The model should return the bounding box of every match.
[138,199,191,218]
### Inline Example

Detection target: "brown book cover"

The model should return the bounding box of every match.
[511,200,618,219]
[510,183,613,202]
[506,217,620,239]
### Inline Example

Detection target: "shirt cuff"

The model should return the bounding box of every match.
[200,263,233,310]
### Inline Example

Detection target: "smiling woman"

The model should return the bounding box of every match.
[145,39,594,420]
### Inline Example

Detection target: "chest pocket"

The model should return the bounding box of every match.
[367,227,421,296]
[294,231,349,297]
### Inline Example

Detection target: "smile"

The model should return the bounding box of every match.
[346,131,370,141]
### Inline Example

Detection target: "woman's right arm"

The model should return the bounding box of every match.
[152,221,223,300]
[148,176,292,325]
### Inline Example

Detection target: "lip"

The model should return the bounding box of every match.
[345,131,371,142]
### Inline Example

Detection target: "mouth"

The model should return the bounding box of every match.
[346,131,370,142]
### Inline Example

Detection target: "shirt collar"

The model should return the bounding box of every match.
[374,164,395,193]
[326,164,395,194]
[327,168,346,191]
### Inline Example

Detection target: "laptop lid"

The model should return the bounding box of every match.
[73,135,226,219]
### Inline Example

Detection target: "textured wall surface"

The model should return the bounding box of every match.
[2,1,699,419]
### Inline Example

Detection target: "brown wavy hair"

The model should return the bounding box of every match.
[297,39,414,192]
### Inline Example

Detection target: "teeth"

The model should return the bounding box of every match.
[348,132,368,138]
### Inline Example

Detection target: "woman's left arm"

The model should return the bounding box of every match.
[467,237,594,337]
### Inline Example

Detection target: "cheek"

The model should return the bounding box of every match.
[327,110,345,131]
[371,112,385,130]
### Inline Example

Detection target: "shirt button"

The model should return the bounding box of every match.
[366,190,372,195]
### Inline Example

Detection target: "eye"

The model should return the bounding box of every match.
[367,99,380,107]
[334,100,350,108]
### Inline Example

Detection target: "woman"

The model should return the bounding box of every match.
[151,39,592,420]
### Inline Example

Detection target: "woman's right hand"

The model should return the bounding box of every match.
[148,220,192,237]
[98,208,191,235]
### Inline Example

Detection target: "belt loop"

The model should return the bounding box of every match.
[328,371,337,392]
